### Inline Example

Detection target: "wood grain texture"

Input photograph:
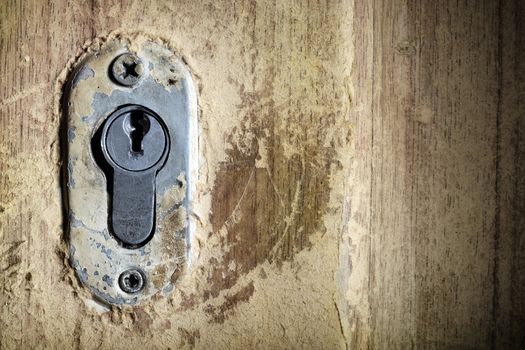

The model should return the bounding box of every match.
[347,0,524,348]
[0,0,523,349]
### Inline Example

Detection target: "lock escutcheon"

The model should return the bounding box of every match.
[65,37,197,306]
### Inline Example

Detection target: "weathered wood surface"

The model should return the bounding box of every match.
[348,1,524,348]
[0,0,523,349]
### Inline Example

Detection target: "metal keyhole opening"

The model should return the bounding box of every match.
[127,111,150,156]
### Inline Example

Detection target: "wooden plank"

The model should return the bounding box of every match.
[494,0,525,348]
[0,0,523,348]
[0,1,351,348]
[347,0,524,348]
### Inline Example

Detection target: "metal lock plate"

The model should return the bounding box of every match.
[64,37,197,305]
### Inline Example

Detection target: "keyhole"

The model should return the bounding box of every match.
[127,111,150,155]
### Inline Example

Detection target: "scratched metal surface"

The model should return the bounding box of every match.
[65,37,198,305]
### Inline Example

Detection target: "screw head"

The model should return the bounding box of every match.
[111,53,144,86]
[118,268,145,294]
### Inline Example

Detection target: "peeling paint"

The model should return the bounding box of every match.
[72,66,94,88]
[102,274,114,286]
[67,126,76,143]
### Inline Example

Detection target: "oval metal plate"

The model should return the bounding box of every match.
[64,37,197,305]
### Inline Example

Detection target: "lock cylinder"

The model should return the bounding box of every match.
[97,105,169,247]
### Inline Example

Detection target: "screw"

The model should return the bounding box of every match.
[111,53,144,86]
[118,268,145,294]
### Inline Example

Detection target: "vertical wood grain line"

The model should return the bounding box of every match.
[491,0,503,348]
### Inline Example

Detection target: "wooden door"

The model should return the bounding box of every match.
[0,0,523,349]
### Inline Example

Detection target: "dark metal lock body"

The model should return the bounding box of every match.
[64,37,197,306]
[100,105,169,247]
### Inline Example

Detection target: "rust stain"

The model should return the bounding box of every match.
[204,282,255,324]
[131,308,154,336]
[176,291,199,312]
[159,207,187,260]
[208,81,340,297]
[150,264,167,289]
[178,328,201,349]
